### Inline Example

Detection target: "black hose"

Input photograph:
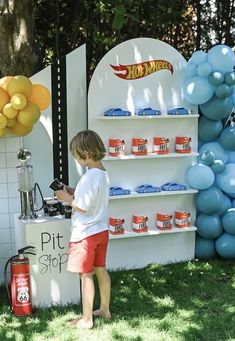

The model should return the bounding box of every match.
[34,182,44,211]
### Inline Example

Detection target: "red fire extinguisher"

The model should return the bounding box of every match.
[4,246,36,316]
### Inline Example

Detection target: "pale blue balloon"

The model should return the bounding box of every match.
[189,50,207,65]
[216,163,235,194]
[208,45,235,73]
[228,151,235,163]
[224,72,235,86]
[215,233,235,258]
[186,164,215,190]
[215,83,232,99]
[199,142,228,163]
[208,71,224,86]
[218,194,232,216]
[198,116,223,142]
[219,126,235,151]
[200,95,233,120]
[199,150,215,165]
[197,62,212,77]
[231,93,235,105]
[183,76,214,105]
[211,159,225,174]
[196,214,222,239]
[196,186,224,214]
[185,63,197,78]
[232,199,235,208]
[195,236,216,259]
[222,208,235,234]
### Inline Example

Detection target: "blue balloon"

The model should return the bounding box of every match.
[195,236,216,259]
[228,151,235,163]
[196,214,222,239]
[231,93,235,105]
[183,76,214,105]
[186,164,215,190]
[197,62,212,77]
[208,71,224,86]
[196,186,224,214]
[199,150,215,165]
[232,199,235,207]
[215,233,235,258]
[216,163,235,194]
[198,116,223,142]
[211,159,226,174]
[224,72,235,86]
[189,50,207,65]
[227,193,235,199]
[219,126,235,151]
[222,208,235,234]
[199,142,228,163]
[185,63,197,78]
[215,83,232,99]
[208,45,235,73]
[200,95,233,120]
[218,194,232,216]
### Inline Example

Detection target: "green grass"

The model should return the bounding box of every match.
[0,259,235,341]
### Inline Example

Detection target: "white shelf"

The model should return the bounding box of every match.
[98,114,199,120]
[109,189,198,200]
[109,226,197,239]
[104,152,198,161]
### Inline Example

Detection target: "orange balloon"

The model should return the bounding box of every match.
[28,84,51,111]
[6,117,17,128]
[17,101,40,126]
[10,121,33,136]
[0,113,7,129]
[7,75,33,98]
[3,103,18,119]
[11,93,27,110]
[0,87,10,112]
[0,76,12,91]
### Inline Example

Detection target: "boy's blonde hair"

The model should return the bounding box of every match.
[70,130,106,161]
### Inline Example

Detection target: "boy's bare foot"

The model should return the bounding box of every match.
[67,318,93,329]
[93,309,111,319]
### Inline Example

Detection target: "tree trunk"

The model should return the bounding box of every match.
[0,0,39,77]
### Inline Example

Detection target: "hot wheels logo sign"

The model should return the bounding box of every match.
[110,60,173,80]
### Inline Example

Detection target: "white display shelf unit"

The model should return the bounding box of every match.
[104,152,199,161]
[98,114,199,120]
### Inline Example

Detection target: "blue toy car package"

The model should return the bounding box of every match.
[167,107,192,115]
[136,184,161,193]
[161,182,187,191]
[104,108,131,116]
[109,186,131,196]
[136,107,161,116]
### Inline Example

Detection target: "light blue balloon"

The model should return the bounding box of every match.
[222,208,235,234]
[196,186,224,214]
[232,199,235,208]
[211,159,226,174]
[208,45,235,73]
[198,116,223,142]
[200,95,233,120]
[199,150,215,165]
[208,71,224,86]
[216,163,235,194]
[224,72,235,86]
[231,93,235,105]
[183,76,214,105]
[227,193,235,199]
[218,194,232,216]
[186,164,215,190]
[215,83,232,99]
[228,151,235,163]
[219,126,235,151]
[189,50,207,65]
[197,62,212,77]
[199,142,228,164]
[215,233,235,258]
[195,236,216,259]
[196,214,222,239]
[185,63,197,78]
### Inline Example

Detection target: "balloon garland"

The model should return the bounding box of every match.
[184,44,235,259]
[0,75,50,137]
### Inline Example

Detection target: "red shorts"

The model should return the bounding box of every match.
[67,230,109,274]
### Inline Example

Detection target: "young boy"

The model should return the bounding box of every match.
[55,129,111,329]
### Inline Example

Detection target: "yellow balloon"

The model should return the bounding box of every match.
[0,127,8,137]
[7,75,33,98]
[0,76,12,91]
[28,84,51,111]
[3,103,18,119]
[10,93,27,110]
[0,87,10,112]
[0,113,7,129]
[6,117,17,128]
[17,101,40,126]
[10,121,33,136]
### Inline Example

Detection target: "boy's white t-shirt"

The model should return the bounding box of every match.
[70,168,110,242]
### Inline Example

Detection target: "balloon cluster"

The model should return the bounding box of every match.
[0,75,51,137]
[184,44,235,260]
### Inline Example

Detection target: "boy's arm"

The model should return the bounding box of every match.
[55,188,86,213]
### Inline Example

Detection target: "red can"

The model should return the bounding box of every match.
[108,139,125,157]
[156,213,173,230]
[109,217,125,235]
[153,137,169,154]
[132,138,148,156]
[132,215,148,232]
[175,210,191,228]
[175,137,192,153]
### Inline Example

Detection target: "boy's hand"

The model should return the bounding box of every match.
[55,188,72,203]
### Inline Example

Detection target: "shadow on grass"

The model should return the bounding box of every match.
[0,258,234,341]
